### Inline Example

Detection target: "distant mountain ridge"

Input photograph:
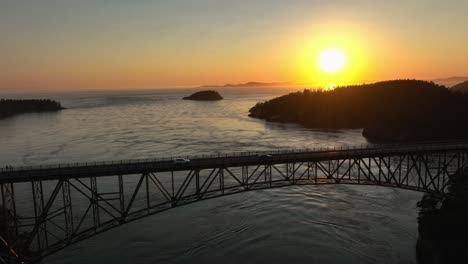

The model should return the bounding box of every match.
[431,76,468,87]
[200,78,468,89]
[199,81,290,88]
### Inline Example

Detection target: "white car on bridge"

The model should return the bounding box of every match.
[173,158,191,165]
[257,154,273,159]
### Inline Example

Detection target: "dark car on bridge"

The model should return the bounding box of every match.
[257,154,273,159]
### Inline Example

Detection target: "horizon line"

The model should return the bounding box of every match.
[0,76,467,94]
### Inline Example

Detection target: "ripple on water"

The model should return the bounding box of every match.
[46,185,422,264]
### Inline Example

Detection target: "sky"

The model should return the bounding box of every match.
[1,0,468,91]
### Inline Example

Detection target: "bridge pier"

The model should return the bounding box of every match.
[118,175,125,224]
[90,177,100,233]
[31,181,47,252]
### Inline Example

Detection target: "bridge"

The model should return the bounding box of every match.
[1,142,468,263]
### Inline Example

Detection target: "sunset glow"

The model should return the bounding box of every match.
[319,49,346,73]
[1,1,468,91]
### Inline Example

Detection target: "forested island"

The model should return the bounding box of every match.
[0,99,65,119]
[416,168,468,263]
[249,80,468,142]
[183,90,223,101]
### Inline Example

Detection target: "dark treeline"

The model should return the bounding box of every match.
[0,99,65,119]
[249,80,468,142]
[416,168,468,263]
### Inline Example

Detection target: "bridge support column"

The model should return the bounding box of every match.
[171,171,175,202]
[397,156,403,186]
[145,173,150,213]
[357,159,361,184]
[219,169,224,195]
[287,163,295,180]
[314,162,318,183]
[416,155,423,191]
[268,165,272,187]
[118,175,125,223]
[0,183,19,263]
[378,157,382,184]
[406,155,411,186]
[90,177,100,233]
[195,170,200,199]
[62,180,74,243]
[242,166,248,187]
[31,181,47,251]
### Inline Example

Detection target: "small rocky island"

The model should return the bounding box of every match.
[0,99,65,119]
[183,90,223,101]
[249,80,468,142]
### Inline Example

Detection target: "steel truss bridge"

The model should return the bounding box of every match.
[1,142,468,263]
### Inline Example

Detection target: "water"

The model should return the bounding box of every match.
[0,88,421,263]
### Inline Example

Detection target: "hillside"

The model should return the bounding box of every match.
[432,76,468,87]
[451,81,468,93]
[416,167,468,263]
[249,80,468,142]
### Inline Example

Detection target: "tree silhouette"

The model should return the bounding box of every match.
[0,99,64,119]
[249,80,468,142]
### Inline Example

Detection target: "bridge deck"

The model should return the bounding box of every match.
[1,142,468,183]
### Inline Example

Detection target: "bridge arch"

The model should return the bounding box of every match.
[1,143,467,263]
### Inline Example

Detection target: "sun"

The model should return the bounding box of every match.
[318,48,346,73]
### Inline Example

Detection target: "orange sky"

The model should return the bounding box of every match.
[1,1,468,91]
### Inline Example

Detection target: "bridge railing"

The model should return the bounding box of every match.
[3,145,364,172]
[2,141,468,174]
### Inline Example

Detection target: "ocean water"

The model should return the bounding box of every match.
[0,88,421,263]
